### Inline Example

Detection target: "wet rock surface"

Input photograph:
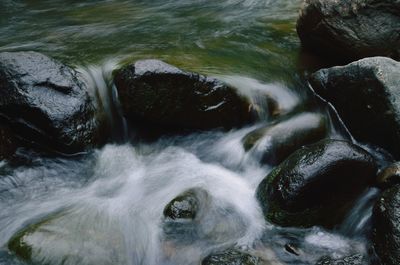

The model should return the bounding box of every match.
[297,0,400,63]
[201,249,260,265]
[163,189,205,220]
[0,51,104,154]
[315,254,365,265]
[376,162,400,189]
[372,184,400,265]
[114,59,254,133]
[310,57,400,159]
[242,112,328,166]
[256,139,377,228]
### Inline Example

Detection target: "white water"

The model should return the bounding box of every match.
[0,62,378,265]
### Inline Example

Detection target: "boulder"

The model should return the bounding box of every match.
[242,112,328,165]
[114,59,254,133]
[376,162,400,189]
[0,51,104,154]
[372,184,400,265]
[201,249,260,265]
[297,0,400,62]
[256,139,377,228]
[310,57,400,159]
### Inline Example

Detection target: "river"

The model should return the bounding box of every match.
[0,1,380,265]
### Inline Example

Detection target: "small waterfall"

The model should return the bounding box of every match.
[78,59,129,142]
[339,188,380,237]
[219,75,301,120]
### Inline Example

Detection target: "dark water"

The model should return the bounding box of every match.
[0,1,380,265]
[0,0,302,80]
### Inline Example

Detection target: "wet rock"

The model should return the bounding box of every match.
[0,124,17,160]
[284,244,300,256]
[242,112,328,165]
[114,59,254,133]
[297,0,400,63]
[376,162,400,189]
[316,254,364,265]
[0,51,105,154]
[201,249,260,265]
[164,189,206,220]
[8,210,127,265]
[372,184,400,265]
[256,139,377,228]
[310,57,400,159]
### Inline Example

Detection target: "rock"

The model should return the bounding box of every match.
[256,139,377,228]
[114,59,254,133]
[0,124,17,160]
[372,185,400,265]
[163,189,207,220]
[376,162,400,189]
[0,51,105,154]
[310,57,400,159]
[284,244,300,256]
[297,0,400,63]
[201,249,260,265]
[242,112,328,165]
[316,254,364,265]
[8,210,127,265]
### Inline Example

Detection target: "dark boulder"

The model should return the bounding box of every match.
[0,51,104,154]
[310,57,400,159]
[201,249,260,265]
[372,185,400,265]
[114,59,254,133]
[316,254,365,265]
[376,162,400,189]
[256,139,377,228]
[242,112,328,165]
[297,0,400,63]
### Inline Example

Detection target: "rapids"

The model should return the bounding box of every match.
[0,0,382,264]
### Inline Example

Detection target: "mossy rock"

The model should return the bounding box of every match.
[8,210,126,265]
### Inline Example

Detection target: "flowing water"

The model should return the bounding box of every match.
[0,1,383,265]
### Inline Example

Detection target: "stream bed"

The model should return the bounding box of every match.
[0,1,383,264]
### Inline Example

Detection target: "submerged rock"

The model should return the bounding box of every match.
[242,112,328,165]
[297,0,400,62]
[310,57,400,159]
[0,51,105,154]
[376,162,400,189]
[256,139,377,228]
[372,185,400,265]
[315,254,364,265]
[114,59,254,133]
[201,249,260,265]
[8,210,127,265]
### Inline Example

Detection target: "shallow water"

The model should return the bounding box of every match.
[0,1,381,265]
